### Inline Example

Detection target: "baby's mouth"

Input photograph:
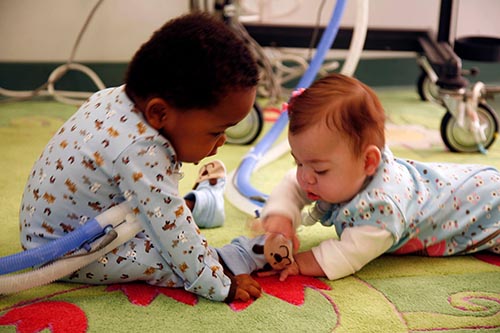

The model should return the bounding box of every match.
[307,192,320,201]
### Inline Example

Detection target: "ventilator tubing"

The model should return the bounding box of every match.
[0,218,103,275]
[228,0,349,215]
[0,202,134,275]
[0,215,141,295]
[0,202,137,294]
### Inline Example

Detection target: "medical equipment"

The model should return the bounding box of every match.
[417,0,500,153]
[1,0,264,145]
[209,0,266,145]
[0,0,357,293]
[226,0,369,216]
[0,202,140,294]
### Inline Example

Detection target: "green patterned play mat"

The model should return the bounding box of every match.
[1,88,500,332]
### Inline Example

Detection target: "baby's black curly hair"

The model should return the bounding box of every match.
[125,11,258,110]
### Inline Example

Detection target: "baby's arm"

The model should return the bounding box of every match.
[116,140,236,302]
[276,250,323,281]
[262,215,299,251]
[216,251,262,301]
[261,169,310,250]
[278,225,394,281]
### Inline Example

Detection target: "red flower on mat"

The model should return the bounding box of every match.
[0,301,87,333]
[474,252,500,266]
[229,275,332,312]
[392,239,447,256]
[425,240,447,256]
[106,283,198,306]
[105,276,331,312]
[393,238,424,254]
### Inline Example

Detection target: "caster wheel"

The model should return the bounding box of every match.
[225,102,264,145]
[440,103,498,152]
[417,71,442,105]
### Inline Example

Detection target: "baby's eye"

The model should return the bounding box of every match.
[315,169,328,175]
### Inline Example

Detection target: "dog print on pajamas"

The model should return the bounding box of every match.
[19,86,232,301]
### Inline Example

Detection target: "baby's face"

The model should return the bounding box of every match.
[288,122,369,204]
[160,87,256,164]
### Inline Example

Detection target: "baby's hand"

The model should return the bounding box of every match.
[234,274,261,301]
[277,261,300,281]
[263,215,300,251]
[256,261,300,281]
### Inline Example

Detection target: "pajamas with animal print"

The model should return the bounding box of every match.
[319,147,500,255]
[19,86,233,301]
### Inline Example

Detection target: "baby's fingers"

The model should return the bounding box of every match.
[279,263,300,281]
[235,287,251,302]
[235,274,262,299]
[279,269,291,282]
[245,284,262,299]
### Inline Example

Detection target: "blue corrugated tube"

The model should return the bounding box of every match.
[0,218,104,275]
[0,203,135,294]
[233,0,347,206]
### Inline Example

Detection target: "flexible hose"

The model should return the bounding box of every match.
[47,63,106,105]
[0,215,141,295]
[0,202,133,275]
[226,0,370,216]
[229,0,348,212]
[340,0,369,77]
[0,219,104,275]
[92,202,135,228]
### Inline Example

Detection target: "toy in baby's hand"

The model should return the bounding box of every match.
[253,233,295,271]
[216,232,295,278]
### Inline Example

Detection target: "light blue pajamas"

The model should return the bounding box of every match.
[319,147,500,256]
[19,86,233,301]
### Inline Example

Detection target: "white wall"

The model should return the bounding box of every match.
[0,0,189,62]
[1,0,499,62]
[454,0,500,37]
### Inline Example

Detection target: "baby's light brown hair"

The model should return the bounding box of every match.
[288,73,386,155]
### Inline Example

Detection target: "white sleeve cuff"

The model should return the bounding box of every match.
[311,226,393,280]
[260,169,309,228]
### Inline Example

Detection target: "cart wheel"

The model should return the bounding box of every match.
[440,103,498,153]
[417,71,442,105]
[225,102,264,145]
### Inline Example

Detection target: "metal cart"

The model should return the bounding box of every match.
[416,0,500,153]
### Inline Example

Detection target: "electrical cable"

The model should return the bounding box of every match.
[232,21,282,104]
[307,0,328,61]
[0,0,105,105]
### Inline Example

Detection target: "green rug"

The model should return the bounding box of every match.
[1,89,500,333]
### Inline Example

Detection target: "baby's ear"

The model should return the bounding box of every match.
[143,98,169,130]
[364,145,381,176]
